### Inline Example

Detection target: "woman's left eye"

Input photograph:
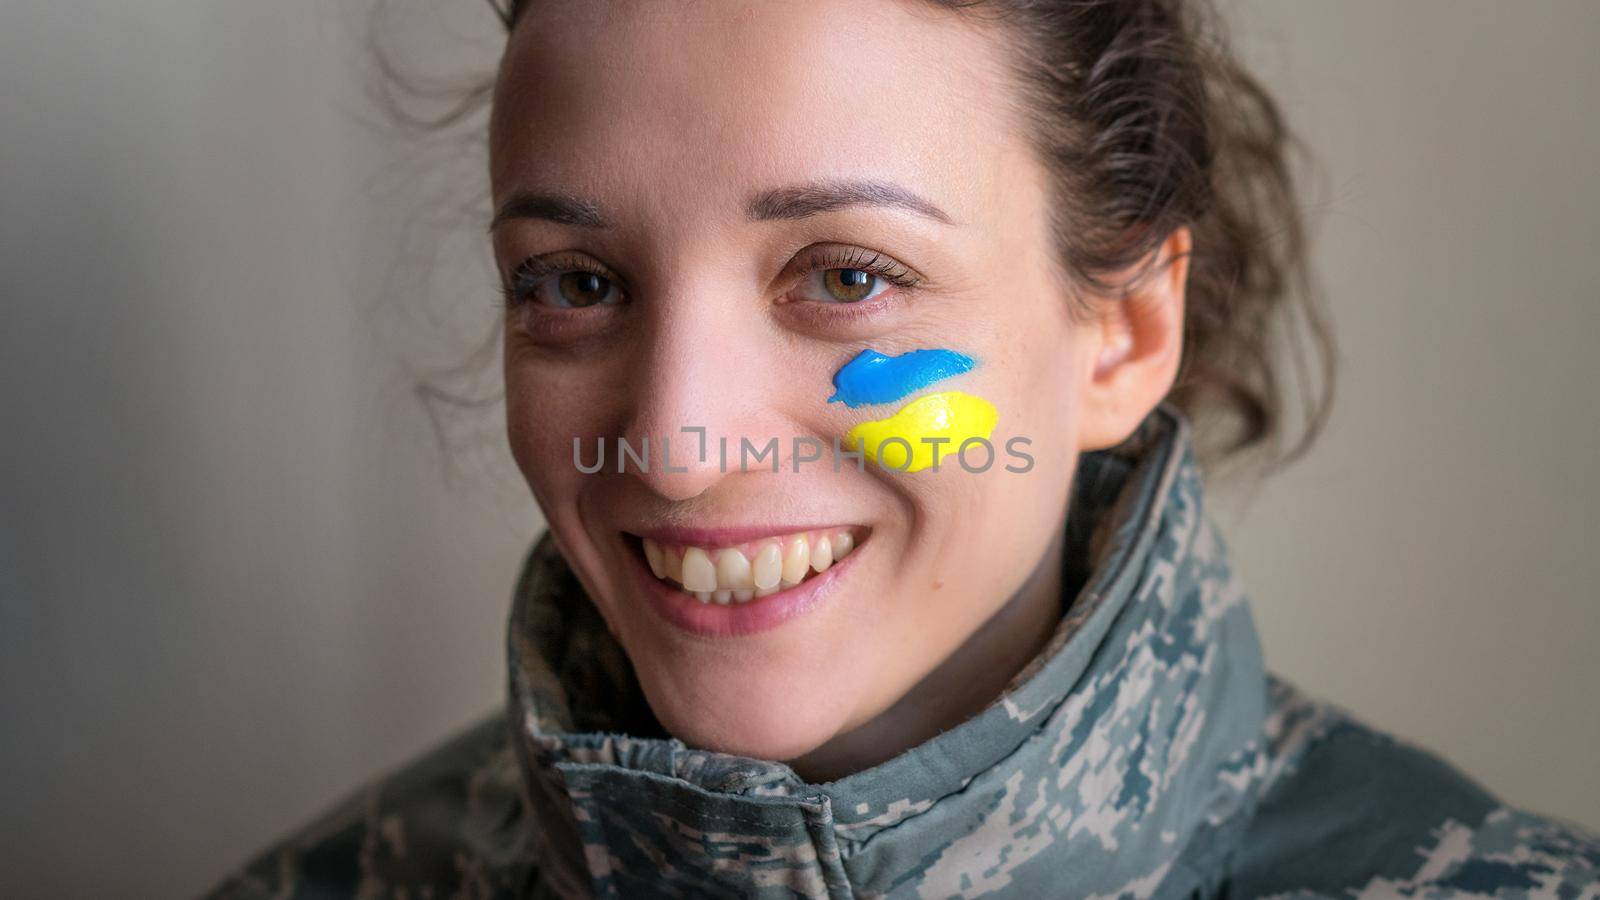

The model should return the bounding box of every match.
[799,268,895,304]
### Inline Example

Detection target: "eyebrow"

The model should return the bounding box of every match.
[746,179,956,225]
[489,192,610,230]
[490,178,957,231]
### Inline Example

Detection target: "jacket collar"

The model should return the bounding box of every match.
[505,402,1272,898]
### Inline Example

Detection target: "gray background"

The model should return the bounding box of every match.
[1,2,1595,896]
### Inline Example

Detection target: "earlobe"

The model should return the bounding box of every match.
[1076,227,1192,452]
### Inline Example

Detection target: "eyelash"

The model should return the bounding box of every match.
[790,245,923,292]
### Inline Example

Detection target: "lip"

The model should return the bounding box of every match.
[622,531,865,638]
[628,523,856,547]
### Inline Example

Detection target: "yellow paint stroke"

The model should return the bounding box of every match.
[845,391,999,473]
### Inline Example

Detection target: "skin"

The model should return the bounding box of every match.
[489,0,1189,781]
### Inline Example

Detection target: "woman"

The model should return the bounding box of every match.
[209,0,1599,896]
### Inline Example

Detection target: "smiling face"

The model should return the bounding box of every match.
[489,0,1181,776]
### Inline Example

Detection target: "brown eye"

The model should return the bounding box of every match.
[557,271,614,308]
[822,268,878,303]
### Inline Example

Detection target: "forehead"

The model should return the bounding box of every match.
[489,0,1023,229]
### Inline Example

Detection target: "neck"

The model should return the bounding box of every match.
[789,522,1069,783]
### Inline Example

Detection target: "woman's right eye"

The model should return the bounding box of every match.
[502,258,627,310]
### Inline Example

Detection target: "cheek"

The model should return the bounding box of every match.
[987,310,1084,455]
[906,354,1079,594]
[503,361,614,493]
[903,434,1072,633]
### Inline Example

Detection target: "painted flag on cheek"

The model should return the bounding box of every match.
[844,391,999,472]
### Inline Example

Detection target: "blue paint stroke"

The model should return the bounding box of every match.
[827,348,977,408]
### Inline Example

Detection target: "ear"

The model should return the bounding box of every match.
[1076,226,1191,452]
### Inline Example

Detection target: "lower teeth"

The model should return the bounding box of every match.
[678,573,810,605]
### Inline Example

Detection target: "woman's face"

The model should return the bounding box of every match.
[489,0,1161,767]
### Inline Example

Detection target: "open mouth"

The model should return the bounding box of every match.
[626,527,866,606]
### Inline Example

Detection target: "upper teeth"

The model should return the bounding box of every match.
[641,528,859,604]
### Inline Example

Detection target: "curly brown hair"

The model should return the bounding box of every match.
[387,0,1336,479]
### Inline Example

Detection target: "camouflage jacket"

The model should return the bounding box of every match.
[206,404,1600,898]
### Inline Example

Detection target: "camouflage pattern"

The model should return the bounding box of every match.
[205,402,1600,898]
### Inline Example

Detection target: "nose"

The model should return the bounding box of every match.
[617,292,790,503]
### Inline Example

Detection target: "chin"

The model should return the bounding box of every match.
[596,520,886,762]
[634,654,860,763]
